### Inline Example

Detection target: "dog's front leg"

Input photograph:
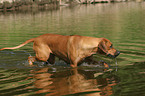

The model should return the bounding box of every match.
[47,53,55,64]
[70,57,82,68]
[84,56,110,68]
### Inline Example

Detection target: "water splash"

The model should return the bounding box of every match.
[115,58,118,66]
[115,58,118,71]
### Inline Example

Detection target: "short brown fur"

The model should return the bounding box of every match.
[0,33,119,67]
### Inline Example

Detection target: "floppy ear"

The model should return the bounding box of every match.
[98,40,108,54]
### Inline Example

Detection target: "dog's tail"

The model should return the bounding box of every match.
[0,38,35,51]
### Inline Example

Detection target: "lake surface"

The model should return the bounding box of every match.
[0,2,145,96]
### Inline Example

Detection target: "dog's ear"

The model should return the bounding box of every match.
[98,40,108,54]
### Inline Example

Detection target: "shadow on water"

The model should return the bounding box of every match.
[0,67,118,96]
[0,61,145,96]
[31,67,118,96]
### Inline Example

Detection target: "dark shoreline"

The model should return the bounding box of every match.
[0,0,60,12]
[0,0,130,12]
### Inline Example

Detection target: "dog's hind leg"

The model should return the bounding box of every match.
[31,43,52,66]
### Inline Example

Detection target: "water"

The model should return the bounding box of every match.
[0,2,145,96]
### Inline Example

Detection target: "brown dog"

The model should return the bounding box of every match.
[0,33,120,67]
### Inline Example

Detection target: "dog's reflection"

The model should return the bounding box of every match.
[32,67,117,96]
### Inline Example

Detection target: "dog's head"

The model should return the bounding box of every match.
[97,38,120,58]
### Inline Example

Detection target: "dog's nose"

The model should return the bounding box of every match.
[115,50,120,57]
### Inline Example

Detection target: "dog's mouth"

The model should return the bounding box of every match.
[107,51,120,58]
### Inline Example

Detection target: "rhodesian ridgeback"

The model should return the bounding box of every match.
[0,33,120,67]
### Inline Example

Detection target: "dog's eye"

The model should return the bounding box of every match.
[110,45,113,48]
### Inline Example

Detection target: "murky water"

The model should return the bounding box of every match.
[0,2,145,96]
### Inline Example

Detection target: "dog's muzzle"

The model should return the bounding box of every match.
[115,50,120,57]
[107,50,120,58]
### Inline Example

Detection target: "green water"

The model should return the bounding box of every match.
[0,2,145,96]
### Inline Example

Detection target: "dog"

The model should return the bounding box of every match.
[0,33,120,67]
